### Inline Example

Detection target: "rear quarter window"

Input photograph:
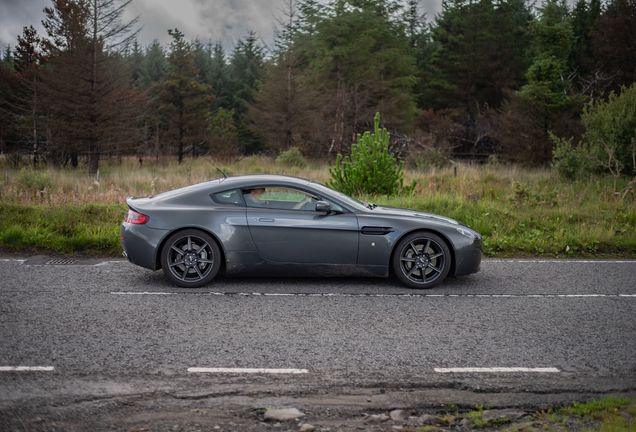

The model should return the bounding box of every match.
[211,189,244,206]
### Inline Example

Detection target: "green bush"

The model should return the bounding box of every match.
[582,84,636,174]
[550,134,596,180]
[552,84,636,179]
[328,112,417,196]
[276,147,307,168]
[1,225,26,246]
[409,147,449,170]
[510,181,557,207]
[15,169,53,195]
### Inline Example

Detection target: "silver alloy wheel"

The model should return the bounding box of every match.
[161,230,221,287]
[393,232,450,289]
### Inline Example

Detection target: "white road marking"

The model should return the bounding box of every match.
[486,260,636,263]
[0,366,54,371]
[188,367,308,374]
[111,292,636,298]
[435,367,560,373]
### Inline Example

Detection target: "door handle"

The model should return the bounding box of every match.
[259,218,275,222]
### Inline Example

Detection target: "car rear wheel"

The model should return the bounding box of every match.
[161,229,221,288]
[393,232,451,289]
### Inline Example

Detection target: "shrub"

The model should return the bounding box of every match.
[553,84,636,179]
[276,147,307,168]
[510,181,557,207]
[409,147,450,170]
[328,112,417,196]
[1,225,25,246]
[15,169,53,195]
[582,84,636,174]
[550,134,596,180]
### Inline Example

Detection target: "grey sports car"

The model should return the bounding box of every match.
[120,174,482,289]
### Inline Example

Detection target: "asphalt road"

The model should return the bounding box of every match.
[1,256,636,429]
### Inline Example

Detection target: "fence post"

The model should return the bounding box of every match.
[4,169,7,185]
[97,169,100,183]
[187,169,191,184]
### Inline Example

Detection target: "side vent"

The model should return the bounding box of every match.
[361,226,394,235]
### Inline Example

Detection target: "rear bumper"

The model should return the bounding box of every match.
[120,222,169,270]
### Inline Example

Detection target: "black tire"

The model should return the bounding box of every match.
[160,229,221,288]
[392,232,451,289]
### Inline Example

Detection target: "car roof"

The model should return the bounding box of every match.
[218,174,313,189]
[145,174,314,200]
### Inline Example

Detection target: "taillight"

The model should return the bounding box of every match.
[124,209,149,224]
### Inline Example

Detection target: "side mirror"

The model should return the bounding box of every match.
[315,201,331,212]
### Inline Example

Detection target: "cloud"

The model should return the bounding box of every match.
[190,0,280,50]
[0,0,48,50]
[1,0,443,55]
[122,0,198,47]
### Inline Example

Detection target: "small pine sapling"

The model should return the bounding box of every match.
[328,113,416,196]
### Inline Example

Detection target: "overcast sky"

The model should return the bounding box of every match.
[0,0,441,55]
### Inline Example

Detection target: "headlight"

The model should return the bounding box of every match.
[456,227,476,239]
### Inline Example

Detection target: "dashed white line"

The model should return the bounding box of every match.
[486,260,636,263]
[111,292,636,298]
[188,367,308,374]
[0,366,54,371]
[435,367,560,373]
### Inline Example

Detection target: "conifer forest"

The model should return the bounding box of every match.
[0,0,634,174]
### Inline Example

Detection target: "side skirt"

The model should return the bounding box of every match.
[225,251,388,278]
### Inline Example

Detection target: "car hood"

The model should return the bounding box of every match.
[366,205,461,226]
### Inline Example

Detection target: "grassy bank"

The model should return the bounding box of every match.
[1,157,635,257]
[454,396,636,431]
[0,204,124,256]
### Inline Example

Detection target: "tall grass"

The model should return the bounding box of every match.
[1,156,635,257]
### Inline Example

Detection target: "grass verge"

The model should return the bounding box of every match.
[0,204,125,256]
[1,158,635,257]
[435,397,636,431]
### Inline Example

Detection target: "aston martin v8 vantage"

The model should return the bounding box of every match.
[120,175,482,289]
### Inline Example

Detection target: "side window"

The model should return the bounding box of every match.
[212,189,244,206]
[242,187,319,210]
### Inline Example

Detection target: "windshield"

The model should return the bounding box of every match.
[309,182,368,211]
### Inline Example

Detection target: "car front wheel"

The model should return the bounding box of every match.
[161,229,221,288]
[393,232,451,289]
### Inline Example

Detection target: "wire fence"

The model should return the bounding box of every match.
[1,167,337,187]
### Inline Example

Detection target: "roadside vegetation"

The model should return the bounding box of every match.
[1,156,635,258]
[445,396,636,432]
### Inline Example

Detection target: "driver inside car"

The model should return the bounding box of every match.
[243,187,267,207]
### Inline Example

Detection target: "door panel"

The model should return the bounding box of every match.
[246,208,359,264]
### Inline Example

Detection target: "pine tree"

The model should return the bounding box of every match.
[428,0,532,114]
[2,46,14,70]
[519,0,577,109]
[39,0,142,171]
[192,39,213,86]
[138,40,168,91]
[227,32,266,116]
[328,112,416,196]
[248,0,319,153]
[591,0,636,93]
[9,26,44,165]
[226,32,266,153]
[295,0,417,156]
[497,0,585,165]
[208,42,232,110]
[156,29,215,163]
